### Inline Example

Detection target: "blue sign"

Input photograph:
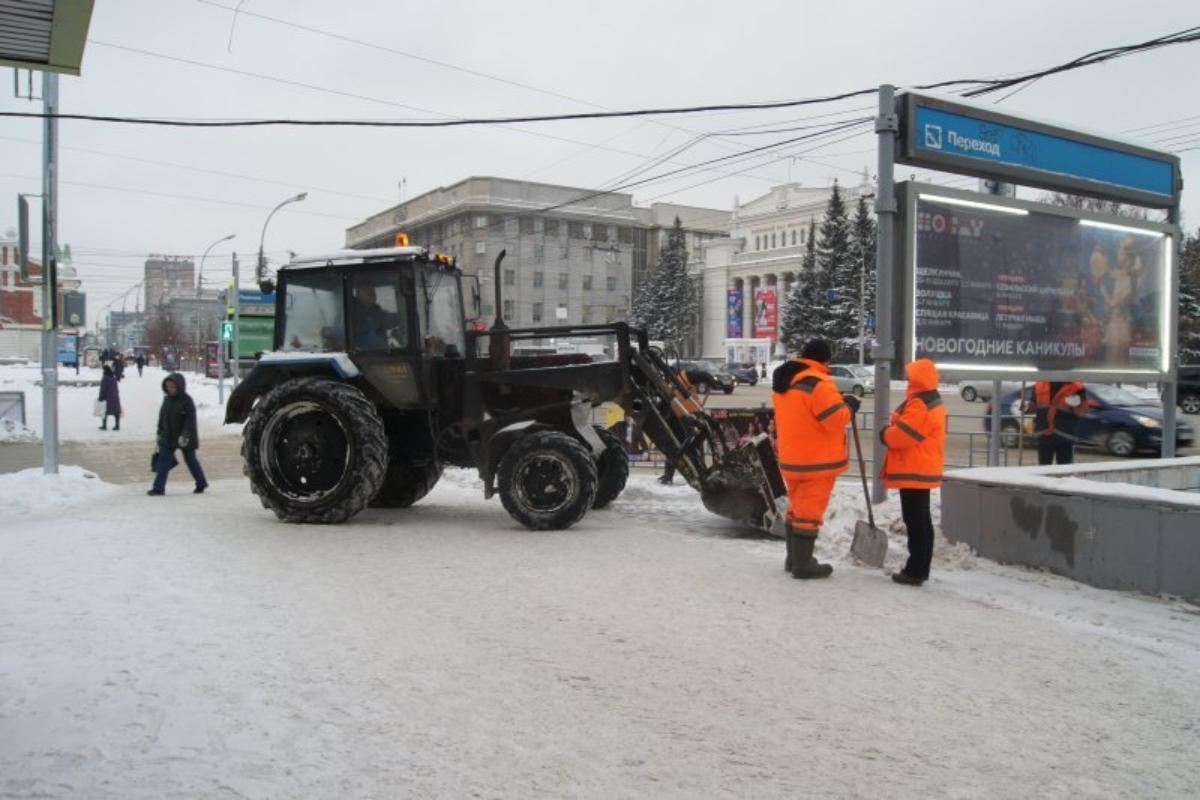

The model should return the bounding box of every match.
[900,92,1179,208]
[239,290,276,304]
[55,333,78,365]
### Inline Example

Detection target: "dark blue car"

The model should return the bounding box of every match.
[984,384,1194,457]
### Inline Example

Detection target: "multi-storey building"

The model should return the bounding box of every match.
[346,177,730,345]
[144,256,195,323]
[0,232,83,358]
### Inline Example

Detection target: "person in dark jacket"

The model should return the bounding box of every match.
[112,354,125,382]
[135,353,146,377]
[98,365,121,431]
[148,372,208,495]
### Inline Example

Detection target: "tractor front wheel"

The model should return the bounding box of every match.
[592,425,629,509]
[498,431,597,530]
[242,377,387,524]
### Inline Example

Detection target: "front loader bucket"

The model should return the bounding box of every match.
[699,434,787,533]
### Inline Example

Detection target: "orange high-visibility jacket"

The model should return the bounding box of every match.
[773,358,851,479]
[881,359,947,490]
[1033,381,1087,438]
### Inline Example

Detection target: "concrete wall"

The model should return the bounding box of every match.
[942,458,1200,602]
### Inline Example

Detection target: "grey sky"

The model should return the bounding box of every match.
[1,0,1196,324]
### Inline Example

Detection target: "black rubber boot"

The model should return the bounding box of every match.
[790,530,833,580]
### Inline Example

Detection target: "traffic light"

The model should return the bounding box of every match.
[221,321,234,341]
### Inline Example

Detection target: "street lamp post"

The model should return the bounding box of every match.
[197,233,236,373]
[858,192,875,366]
[258,192,307,290]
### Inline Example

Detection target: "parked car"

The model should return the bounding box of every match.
[828,364,875,397]
[725,362,760,386]
[678,361,736,395]
[1176,365,1200,415]
[983,384,1194,457]
[958,379,1024,403]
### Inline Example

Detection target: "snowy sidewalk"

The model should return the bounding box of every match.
[1,469,1198,798]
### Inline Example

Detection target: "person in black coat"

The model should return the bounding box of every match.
[112,354,125,382]
[98,365,121,431]
[148,372,208,495]
[135,353,146,377]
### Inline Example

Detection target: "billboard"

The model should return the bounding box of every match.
[55,332,78,365]
[726,287,743,338]
[753,287,777,341]
[898,183,1176,380]
[898,91,1180,209]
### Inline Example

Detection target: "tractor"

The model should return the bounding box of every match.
[225,246,786,531]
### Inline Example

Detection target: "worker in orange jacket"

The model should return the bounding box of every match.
[660,364,705,485]
[1028,381,1087,465]
[880,358,947,586]
[772,339,858,579]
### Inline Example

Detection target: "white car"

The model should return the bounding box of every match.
[958,380,1023,403]
[828,364,875,397]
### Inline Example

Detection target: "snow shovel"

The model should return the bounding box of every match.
[849,411,888,567]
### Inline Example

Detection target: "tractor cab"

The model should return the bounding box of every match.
[270,246,479,408]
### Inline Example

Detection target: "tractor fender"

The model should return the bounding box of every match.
[224,352,361,424]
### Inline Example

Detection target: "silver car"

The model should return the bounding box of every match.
[828,364,875,397]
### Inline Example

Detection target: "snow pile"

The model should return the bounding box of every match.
[0,364,240,443]
[0,416,38,443]
[0,464,116,518]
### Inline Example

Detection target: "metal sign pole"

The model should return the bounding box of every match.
[871,85,898,502]
[989,380,1002,466]
[1163,205,1182,458]
[217,338,225,404]
[232,253,240,388]
[40,72,59,475]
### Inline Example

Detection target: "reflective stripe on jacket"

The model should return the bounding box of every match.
[1033,381,1086,440]
[881,359,946,490]
[773,358,851,478]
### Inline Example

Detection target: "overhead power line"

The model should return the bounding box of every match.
[4,25,1197,130]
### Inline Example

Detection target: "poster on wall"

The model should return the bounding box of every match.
[726,288,743,338]
[906,188,1172,377]
[753,288,777,341]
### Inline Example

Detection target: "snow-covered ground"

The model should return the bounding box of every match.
[2,467,1197,798]
[0,364,239,443]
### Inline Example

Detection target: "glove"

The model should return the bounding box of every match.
[771,361,803,394]
[177,434,190,449]
[1065,394,1082,408]
[842,393,861,413]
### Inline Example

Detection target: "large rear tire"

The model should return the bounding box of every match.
[242,377,387,524]
[498,430,597,530]
[592,425,629,509]
[371,458,442,509]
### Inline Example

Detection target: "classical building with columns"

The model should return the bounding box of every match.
[699,178,872,361]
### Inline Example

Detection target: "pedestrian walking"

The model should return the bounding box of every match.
[1028,381,1087,464]
[880,358,947,587]
[135,353,146,377]
[112,354,125,382]
[772,339,858,579]
[97,365,121,431]
[148,372,208,496]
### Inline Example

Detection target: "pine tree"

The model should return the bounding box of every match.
[629,217,695,356]
[781,219,820,351]
[815,182,854,348]
[1180,229,1200,364]
[851,195,877,352]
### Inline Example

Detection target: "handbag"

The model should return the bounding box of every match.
[150,449,180,472]
[93,399,106,417]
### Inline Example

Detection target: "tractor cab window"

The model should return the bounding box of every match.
[417,268,465,357]
[282,272,345,352]
[349,273,408,352]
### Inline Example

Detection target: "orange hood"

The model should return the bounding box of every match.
[905,358,939,394]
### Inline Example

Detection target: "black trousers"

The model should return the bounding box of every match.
[1037,435,1074,465]
[899,488,934,580]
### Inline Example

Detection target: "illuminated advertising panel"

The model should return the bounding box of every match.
[727,287,743,338]
[898,183,1177,381]
[754,287,777,341]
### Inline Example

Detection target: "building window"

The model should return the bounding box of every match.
[519,216,534,235]
[581,305,592,324]
[606,276,616,292]
[475,241,486,255]
[607,305,620,322]
[556,303,568,321]
[791,229,797,246]
[474,215,488,229]
[534,243,545,262]
[771,233,777,248]
[582,223,593,240]
[605,249,617,265]
[606,225,616,242]
[582,275,593,291]
[533,271,544,288]
[532,302,543,323]
[544,219,559,237]
[503,299,514,318]
[558,272,568,290]
[533,217,544,234]
[504,269,515,286]
[505,217,519,236]
[755,235,760,250]
[801,228,807,244]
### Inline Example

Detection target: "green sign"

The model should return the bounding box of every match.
[220,321,234,341]
[237,315,275,358]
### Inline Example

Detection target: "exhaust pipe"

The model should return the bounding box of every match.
[489,249,509,371]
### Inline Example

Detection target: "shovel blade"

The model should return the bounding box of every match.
[851,520,888,568]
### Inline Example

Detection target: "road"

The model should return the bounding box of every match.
[1,383,1194,484]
